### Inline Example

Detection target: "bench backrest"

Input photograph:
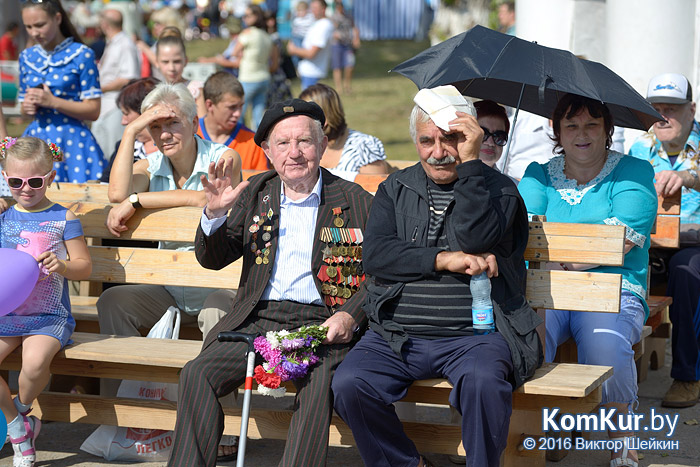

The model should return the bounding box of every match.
[67,205,625,313]
[7,178,627,313]
[651,190,681,248]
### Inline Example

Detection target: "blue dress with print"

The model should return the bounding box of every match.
[19,38,104,183]
[0,204,83,347]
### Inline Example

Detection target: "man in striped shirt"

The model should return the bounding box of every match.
[332,91,539,467]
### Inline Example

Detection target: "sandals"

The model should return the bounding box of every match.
[9,414,41,467]
[610,437,638,467]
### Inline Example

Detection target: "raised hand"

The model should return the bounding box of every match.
[202,156,249,219]
[125,103,177,138]
[448,111,484,162]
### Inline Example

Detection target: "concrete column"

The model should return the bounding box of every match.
[606,0,695,96]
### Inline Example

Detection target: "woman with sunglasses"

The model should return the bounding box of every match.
[518,94,657,467]
[0,136,92,467]
[474,99,510,169]
[19,0,104,183]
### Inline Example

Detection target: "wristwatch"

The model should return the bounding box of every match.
[128,192,142,209]
[688,169,699,190]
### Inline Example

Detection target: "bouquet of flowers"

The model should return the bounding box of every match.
[253,325,328,398]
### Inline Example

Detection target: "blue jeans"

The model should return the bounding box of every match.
[545,290,645,406]
[300,76,320,91]
[241,79,269,131]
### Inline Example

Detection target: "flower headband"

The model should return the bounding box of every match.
[0,136,17,159]
[47,142,63,162]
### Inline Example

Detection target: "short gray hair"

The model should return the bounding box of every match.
[141,83,197,122]
[409,104,431,142]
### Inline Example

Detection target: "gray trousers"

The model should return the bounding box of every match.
[97,286,238,433]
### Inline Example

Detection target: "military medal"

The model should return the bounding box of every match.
[327,265,337,278]
[332,207,344,227]
[252,207,274,266]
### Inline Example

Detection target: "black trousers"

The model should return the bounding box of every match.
[168,301,350,467]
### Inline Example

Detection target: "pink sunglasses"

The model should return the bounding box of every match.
[2,171,53,190]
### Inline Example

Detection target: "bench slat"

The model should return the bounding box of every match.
[69,202,202,242]
[651,216,680,248]
[48,183,110,203]
[526,270,621,312]
[526,222,625,266]
[658,191,681,215]
[88,246,239,289]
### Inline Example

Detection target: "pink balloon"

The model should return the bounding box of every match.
[0,248,40,317]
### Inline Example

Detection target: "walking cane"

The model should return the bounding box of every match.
[217,331,257,467]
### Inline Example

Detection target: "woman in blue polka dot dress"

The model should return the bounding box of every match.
[19,0,104,183]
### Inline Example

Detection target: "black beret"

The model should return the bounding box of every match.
[254,99,326,146]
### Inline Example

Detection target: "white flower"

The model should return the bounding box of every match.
[257,385,286,398]
[266,331,280,350]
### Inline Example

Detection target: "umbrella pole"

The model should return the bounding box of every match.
[500,83,525,176]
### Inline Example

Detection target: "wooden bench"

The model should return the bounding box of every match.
[0,183,626,466]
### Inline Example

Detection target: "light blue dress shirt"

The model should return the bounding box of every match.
[201,171,324,305]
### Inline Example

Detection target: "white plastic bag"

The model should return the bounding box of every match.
[80,307,181,462]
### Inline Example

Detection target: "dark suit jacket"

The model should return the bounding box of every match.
[195,168,374,349]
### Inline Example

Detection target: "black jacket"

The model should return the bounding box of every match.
[363,160,543,388]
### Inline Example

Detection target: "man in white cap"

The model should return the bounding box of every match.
[331,86,542,467]
[630,73,700,408]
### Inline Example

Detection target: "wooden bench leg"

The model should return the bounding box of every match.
[634,337,648,383]
[646,336,667,371]
[503,409,545,467]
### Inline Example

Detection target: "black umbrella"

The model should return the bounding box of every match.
[391,25,663,132]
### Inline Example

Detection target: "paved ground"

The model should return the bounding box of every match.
[2,340,698,466]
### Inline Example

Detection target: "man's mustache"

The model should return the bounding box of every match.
[426,155,457,166]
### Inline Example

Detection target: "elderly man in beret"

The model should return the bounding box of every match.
[168,99,374,467]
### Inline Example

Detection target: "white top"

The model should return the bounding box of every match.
[238,27,273,83]
[98,31,139,115]
[297,17,334,79]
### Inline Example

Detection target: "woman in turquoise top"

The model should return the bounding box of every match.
[518,94,656,467]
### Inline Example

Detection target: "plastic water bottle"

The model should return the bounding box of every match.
[470,272,495,335]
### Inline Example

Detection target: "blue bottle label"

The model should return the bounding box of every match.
[472,307,494,328]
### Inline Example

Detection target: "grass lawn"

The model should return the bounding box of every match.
[7,38,432,161]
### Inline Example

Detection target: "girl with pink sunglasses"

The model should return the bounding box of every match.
[0,136,92,466]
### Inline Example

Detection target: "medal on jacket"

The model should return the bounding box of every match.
[250,208,274,265]
[332,207,344,227]
[317,226,366,310]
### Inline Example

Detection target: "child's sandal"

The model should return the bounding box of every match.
[9,414,41,467]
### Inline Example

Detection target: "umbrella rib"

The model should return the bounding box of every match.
[484,36,517,78]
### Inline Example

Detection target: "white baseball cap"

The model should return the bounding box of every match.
[647,73,693,104]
